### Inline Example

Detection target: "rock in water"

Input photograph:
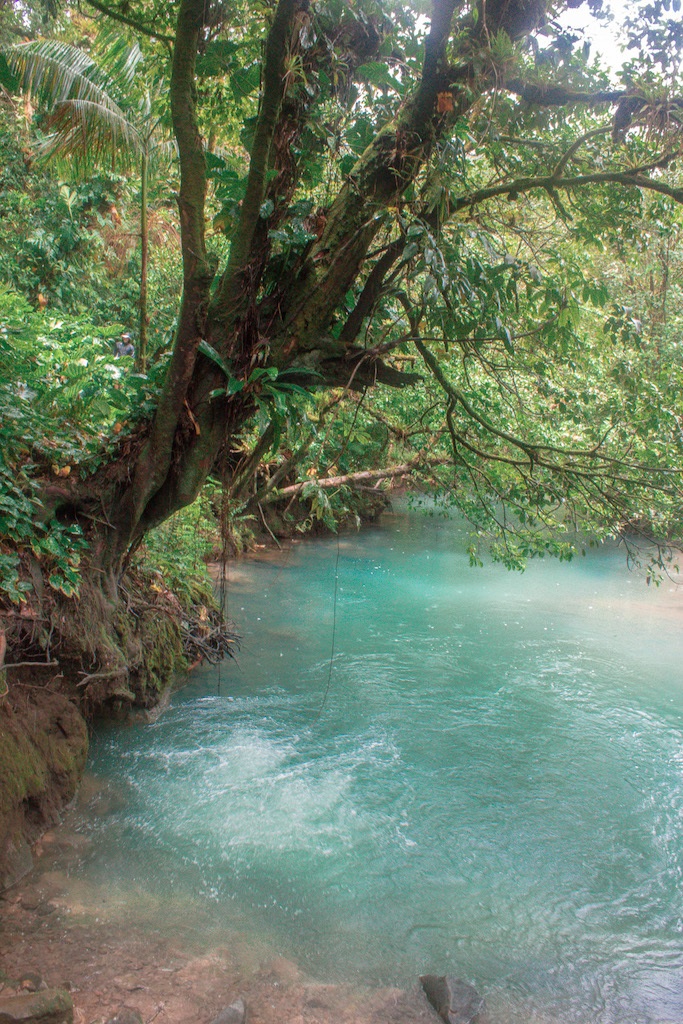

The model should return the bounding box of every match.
[1,834,33,891]
[18,975,48,994]
[420,975,485,1024]
[104,1012,144,1024]
[0,989,73,1024]
[210,998,247,1024]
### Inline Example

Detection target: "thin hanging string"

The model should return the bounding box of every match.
[311,386,368,721]
[313,532,341,721]
[218,479,231,692]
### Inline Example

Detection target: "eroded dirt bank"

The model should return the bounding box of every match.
[0,678,89,891]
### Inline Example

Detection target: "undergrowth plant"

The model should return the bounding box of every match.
[133,491,221,610]
[0,285,167,604]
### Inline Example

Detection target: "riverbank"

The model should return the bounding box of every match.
[0,805,435,1024]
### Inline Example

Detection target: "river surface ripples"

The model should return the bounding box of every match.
[77,508,683,1023]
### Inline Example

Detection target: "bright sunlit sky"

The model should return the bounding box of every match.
[557,0,631,75]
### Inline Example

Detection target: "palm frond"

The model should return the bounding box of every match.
[37,98,143,173]
[147,134,177,172]
[92,29,143,91]
[6,39,124,112]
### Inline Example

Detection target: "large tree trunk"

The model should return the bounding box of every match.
[17,0,670,619]
[61,0,492,572]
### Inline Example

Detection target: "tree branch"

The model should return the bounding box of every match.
[505,80,626,107]
[81,0,175,42]
[270,459,451,499]
[210,0,299,333]
[109,0,213,550]
[271,0,461,364]
[338,237,406,346]
[451,162,683,214]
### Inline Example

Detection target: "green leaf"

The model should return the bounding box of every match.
[230,63,261,101]
[0,53,19,93]
[196,40,240,77]
[198,339,232,377]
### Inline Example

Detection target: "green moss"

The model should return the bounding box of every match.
[0,720,45,820]
[0,694,88,832]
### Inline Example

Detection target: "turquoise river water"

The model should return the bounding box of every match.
[75,508,683,1023]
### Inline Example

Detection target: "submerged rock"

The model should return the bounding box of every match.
[104,1011,143,1024]
[420,975,485,1024]
[1,835,33,892]
[0,988,73,1024]
[209,997,247,1024]
[17,977,47,995]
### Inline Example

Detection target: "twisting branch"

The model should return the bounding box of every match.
[415,334,537,462]
[82,0,175,42]
[551,126,611,179]
[452,162,683,214]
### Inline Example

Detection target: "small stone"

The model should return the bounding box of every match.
[266,956,299,984]
[420,975,485,1024]
[18,977,47,994]
[0,988,73,1024]
[112,975,148,993]
[103,1011,144,1024]
[18,890,42,912]
[34,903,57,918]
[209,997,247,1024]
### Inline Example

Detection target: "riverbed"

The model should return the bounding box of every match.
[2,507,683,1023]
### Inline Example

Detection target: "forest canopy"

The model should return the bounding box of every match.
[1,0,683,685]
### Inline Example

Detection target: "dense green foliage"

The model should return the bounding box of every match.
[1,0,682,625]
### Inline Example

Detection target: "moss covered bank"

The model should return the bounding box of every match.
[0,574,236,891]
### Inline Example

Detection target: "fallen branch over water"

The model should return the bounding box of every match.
[271,458,452,499]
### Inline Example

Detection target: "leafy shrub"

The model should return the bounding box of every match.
[0,285,165,603]
[133,493,221,611]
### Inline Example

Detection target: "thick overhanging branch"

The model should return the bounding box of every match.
[504,80,626,106]
[270,458,452,500]
[507,79,683,115]
[319,345,422,390]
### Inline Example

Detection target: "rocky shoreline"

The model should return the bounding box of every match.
[0,830,438,1024]
[0,791,492,1024]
